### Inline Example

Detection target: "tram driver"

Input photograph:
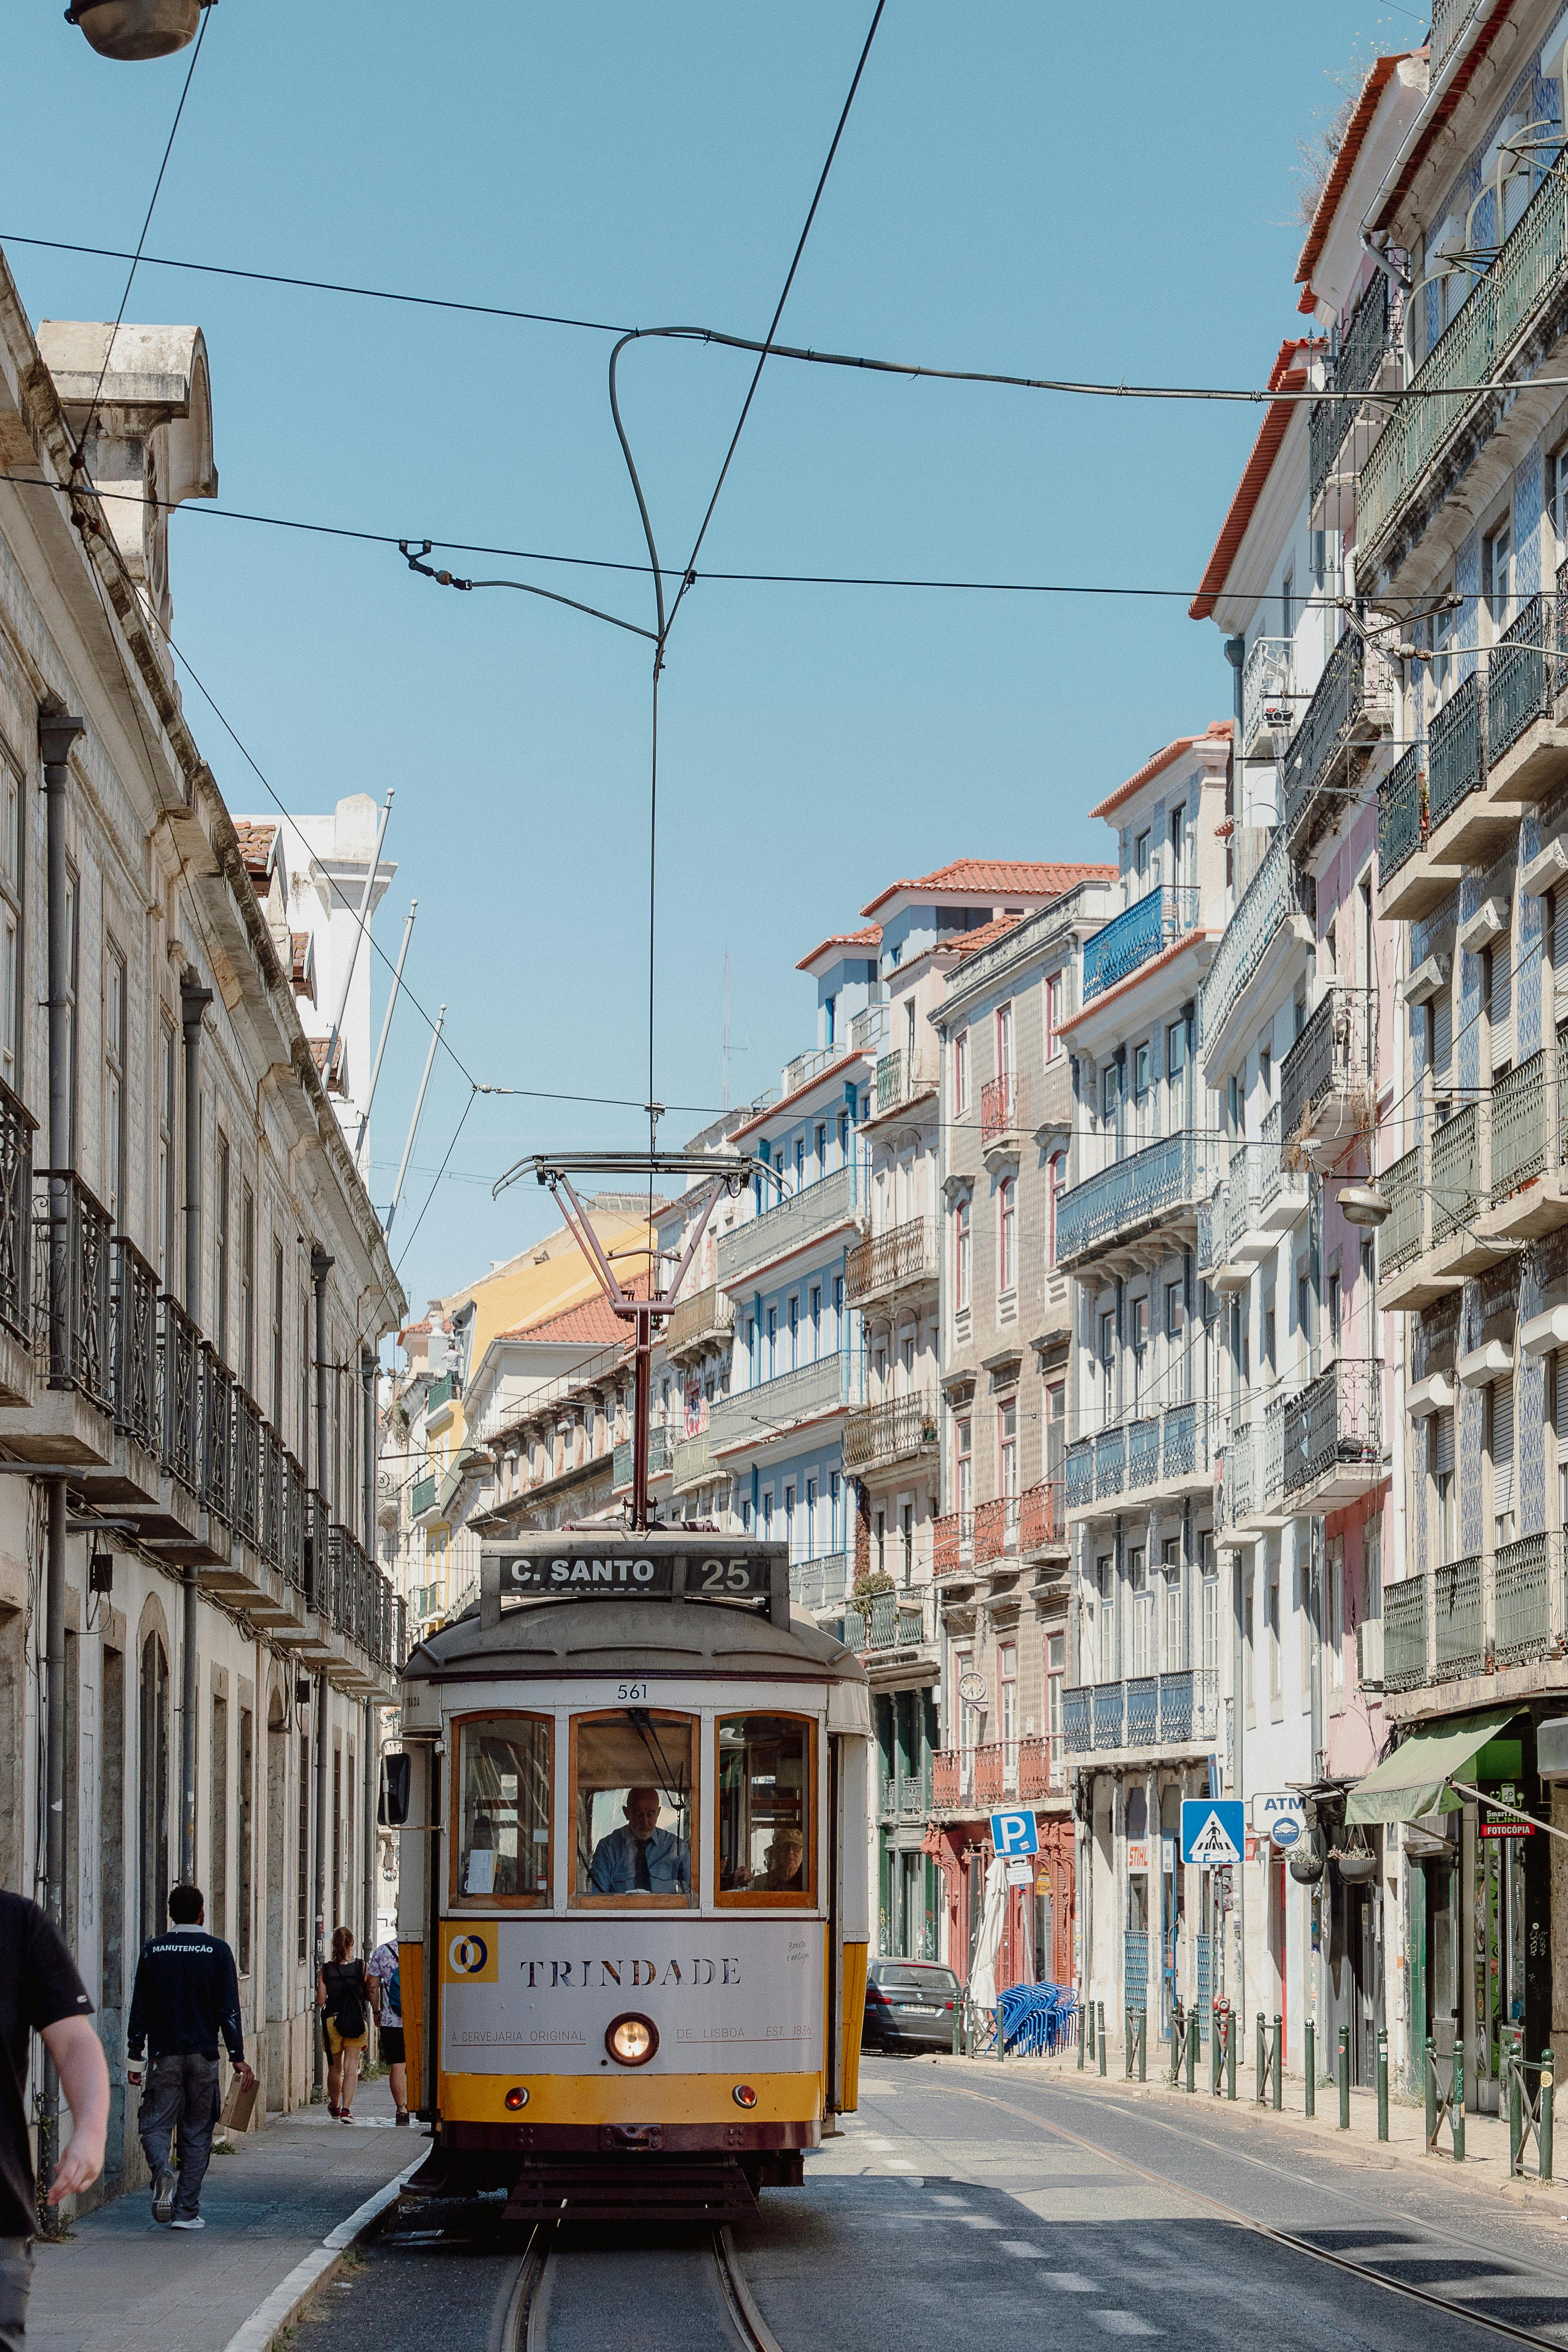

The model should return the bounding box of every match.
[589,1785,691,1895]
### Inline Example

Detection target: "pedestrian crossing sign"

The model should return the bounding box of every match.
[1181,1799,1244,1866]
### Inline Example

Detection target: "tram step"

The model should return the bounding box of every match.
[502,2155,758,2224]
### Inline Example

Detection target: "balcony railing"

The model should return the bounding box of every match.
[1018,1732,1065,1797]
[1431,1103,1479,1245]
[876,1048,937,1117]
[671,1428,715,1490]
[0,1081,33,1350]
[1496,1532,1551,1669]
[1377,743,1426,881]
[781,1044,844,1096]
[1433,1552,1486,1681]
[1383,1574,1429,1694]
[111,1235,159,1453]
[1309,271,1392,507]
[1361,151,1568,559]
[1241,636,1295,758]
[611,1423,671,1489]
[1488,595,1556,766]
[845,1216,934,1304]
[708,1348,853,1452]
[410,1471,436,1517]
[1282,1357,1381,1500]
[790,1551,850,1614]
[1491,1048,1549,1204]
[34,1170,111,1406]
[1063,1668,1218,1753]
[1064,1439,1092,1514]
[666,1282,734,1358]
[1055,1129,1213,1267]
[1282,628,1394,847]
[877,1750,934,1819]
[1082,885,1201,1003]
[856,1591,929,1652]
[849,1001,888,1054]
[715,1160,863,1289]
[1428,669,1484,833]
[844,1390,938,1473]
[201,1346,234,1525]
[1379,1141,1422,1275]
[1200,834,1307,1055]
[1018,1478,1063,1553]
[1068,1404,1215,1509]
[1430,0,1483,76]
[1386,1537,1561,1696]
[980,1071,1029,1145]
[934,1511,973,1574]
[158,1293,201,1494]
[1278,983,1373,1153]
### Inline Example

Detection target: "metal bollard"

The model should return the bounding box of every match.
[1087,2001,1096,2067]
[1542,2050,1555,2183]
[1256,2011,1266,2105]
[1453,2036,1466,2162]
[1377,2027,1388,2143]
[1186,2007,1197,2094]
[1210,2002,1220,2097]
[1098,2001,1107,2078]
[1338,2024,1350,2131]
[1274,2015,1284,2113]
[1425,2036,1437,2151]
[1077,1994,1086,2070]
[1139,2007,1147,2084]
[1226,2009,1237,2101]
[1510,2040,1523,2175]
[1305,2021,1315,2120]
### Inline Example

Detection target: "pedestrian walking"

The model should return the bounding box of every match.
[317,1928,370,2122]
[0,1889,110,2348]
[126,1883,253,2231]
[365,1935,409,2126]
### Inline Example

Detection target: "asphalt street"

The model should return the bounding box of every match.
[304,2058,1568,2349]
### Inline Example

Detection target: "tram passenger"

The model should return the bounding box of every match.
[758,1827,804,1890]
[588,1785,690,1895]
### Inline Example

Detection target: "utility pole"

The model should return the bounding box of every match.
[384,1008,444,1236]
[354,900,416,1160]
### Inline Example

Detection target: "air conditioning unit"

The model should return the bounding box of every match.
[1357,1615,1384,1691]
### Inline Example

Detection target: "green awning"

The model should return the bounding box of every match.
[1344,1707,1518,1826]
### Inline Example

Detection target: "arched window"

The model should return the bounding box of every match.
[138,1629,170,1947]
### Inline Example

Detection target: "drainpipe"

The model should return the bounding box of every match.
[38,707,81,2222]
[311,1246,333,2092]
[178,978,212,1884]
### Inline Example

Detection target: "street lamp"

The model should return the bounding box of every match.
[65,0,207,60]
[1337,1183,1389,1229]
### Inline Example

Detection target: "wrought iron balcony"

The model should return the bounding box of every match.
[1382,1574,1428,1693]
[845,1215,935,1304]
[1241,637,1295,758]
[1018,1477,1063,1553]
[1490,1049,1548,1207]
[1496,1532,1552,1669]
[1018,1732,1065,1798]
[33,1170,111,1407]
[1054,1129,1213,1268]
[1278,984,1373,1161]
[611,1423,671,1489]
[1360,161,1568,569]
[979,1071,1029,1147]
[666,1281,734,1359]
[1200,834,1308,1057]
[933,1510,974,1574]
[1430,0,1483,76]
[782,1043,844,1096]
[110,1235,159,1453]
[849,1001,888,1053]
[1379,1142,1422,1276]
[671,1428,715,1490]
[158,1294,200,1494]
[1282,1356,1381,1504]
[200,1345,234,1525]
[1488,595,1556,767]
[1062,1668,1218,1754]
[1433,1552,1486,1681]
[1377,743,1426,883]
[1309,271,1393,510]
[853,1591,929,1652]
[715,1160,863,1288]
[707,1348,853,1452]
[1064,1438,1092,1514]
[1281,628,1394,852]
[1428,669,1483,836]
[410,1471,436,1518]
[1082,885,1201,1004]
[1431,1103,1479,1247]
[0,1081,33,1352]
[875,1047,937,1117]
[790,1551,850,1615]
[1385,1537,1561,1699]
[844,1389,938,1473]
[1068,1403,1215,1512]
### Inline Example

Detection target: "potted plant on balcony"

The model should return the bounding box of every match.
[850,1569,896,1605]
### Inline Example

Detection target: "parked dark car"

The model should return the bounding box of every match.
[862,1959,960,2052]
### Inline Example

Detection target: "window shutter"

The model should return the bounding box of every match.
[1492,1378,1515,1513]
[1556,891,1568,1014]
[1433,1407,1455,1478]
[1557,1354,1568,1464]
[1432,991,1453,1084]
[1491,938,1513,1066]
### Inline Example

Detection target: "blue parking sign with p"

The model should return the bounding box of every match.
[991,1809,1039,1858]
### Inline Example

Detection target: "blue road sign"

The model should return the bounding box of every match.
[991,1808,1039,1858]
[1181,1798,1245,1866]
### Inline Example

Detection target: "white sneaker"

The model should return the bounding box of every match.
[170,2215,205,2230]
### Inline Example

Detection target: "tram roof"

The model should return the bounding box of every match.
[400,1594,866,1688]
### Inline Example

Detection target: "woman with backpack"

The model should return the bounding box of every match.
[317,1926,370,2120]
[366,1935,409,2126]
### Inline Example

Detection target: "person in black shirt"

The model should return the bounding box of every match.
[0,1890,109,2351]
[126,1883,253,2230]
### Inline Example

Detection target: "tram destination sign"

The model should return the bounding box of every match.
[480,1533,791,1626]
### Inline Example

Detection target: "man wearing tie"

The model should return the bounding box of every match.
[589,1786,690,1895]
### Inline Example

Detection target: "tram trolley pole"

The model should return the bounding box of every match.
[1377,2026,1389,2143]
[1305,2020,1315,2120]
[1337,2024,1350,2131]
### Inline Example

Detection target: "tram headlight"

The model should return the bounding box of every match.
[504,2086,529,2111]
[732,2084,758,2109]
[606,2013,658,2067]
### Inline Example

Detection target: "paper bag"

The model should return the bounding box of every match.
[219,2069,259,2134]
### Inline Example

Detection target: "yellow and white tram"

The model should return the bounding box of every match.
[386,1532,871,2220]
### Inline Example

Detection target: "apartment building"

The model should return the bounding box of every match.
[0,268,406,2200]
[1058,727,1232,2040]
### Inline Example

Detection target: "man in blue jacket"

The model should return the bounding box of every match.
[127,1885,254,2229]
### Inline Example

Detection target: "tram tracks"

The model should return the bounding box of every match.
[487,2222,781,2352]
[943,2074,1568,2349]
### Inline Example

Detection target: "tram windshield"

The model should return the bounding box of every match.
[717,1714,812,1902]
[455,1715,553,1905]
[573,1711,695,1904]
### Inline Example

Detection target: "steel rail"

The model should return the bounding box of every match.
[489,2223,554,2352]
[941,2075,1568,2349]
[713,2226,786,2352]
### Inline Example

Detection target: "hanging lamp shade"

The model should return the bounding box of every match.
[66,0,203,61]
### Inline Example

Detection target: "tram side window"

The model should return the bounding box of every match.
[454,1715,553,1905]
[717,1714,813,1902]
[572,1712,696,1904]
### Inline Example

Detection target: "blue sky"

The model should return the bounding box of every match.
[5,0,1419,1329]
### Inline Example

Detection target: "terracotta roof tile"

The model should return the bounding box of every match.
[941,912,1026,965]
[232,820,278,893]
[1294,53,1415,308]
[1087,723,1233,820]
[795,922,882,973]
[1187,343,1325,621]
[291,931,316,1004]
[860,860,1113,919]
[496,1280,648,1348]
[309,1036,346,1094]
